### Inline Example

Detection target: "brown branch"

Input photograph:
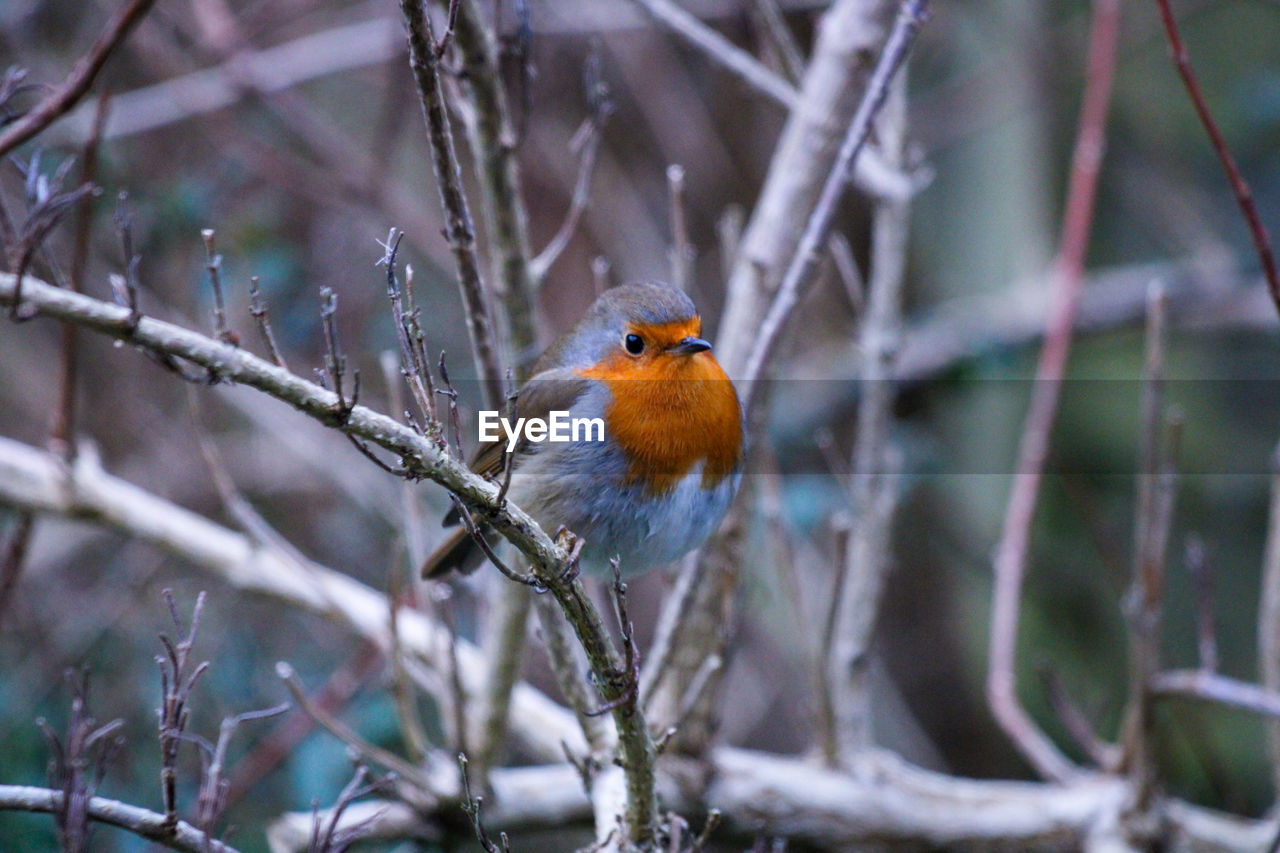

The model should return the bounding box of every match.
[0,0,158,158]
[1154,0,1280,317]
[0,512,34,627]
[51,92,109,461]
[450,0,543,362]
[399,0,505,410]
[985,0,1120,783]
[276,662,435,794]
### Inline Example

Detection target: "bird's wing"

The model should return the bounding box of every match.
[466,367,592,477]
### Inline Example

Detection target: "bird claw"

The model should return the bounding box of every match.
[553,527,585,584]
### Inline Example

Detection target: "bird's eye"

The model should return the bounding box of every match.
[623,333,645,355]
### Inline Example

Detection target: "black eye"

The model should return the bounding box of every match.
[624,333,645,355]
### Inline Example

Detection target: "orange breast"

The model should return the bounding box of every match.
[578,351,742,495]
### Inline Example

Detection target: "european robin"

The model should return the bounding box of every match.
[421,280,743,579]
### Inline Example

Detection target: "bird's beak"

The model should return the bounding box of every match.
[669,336,712,355]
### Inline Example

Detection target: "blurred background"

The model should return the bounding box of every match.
[3,0,1280,849]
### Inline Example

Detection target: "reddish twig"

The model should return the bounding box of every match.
[0,0,159,158]
[1153,0,1280,317]
[986,0,1120,783]
[0,512,34,626]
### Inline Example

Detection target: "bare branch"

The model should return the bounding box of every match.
[276,662,435,795]
[666,164,694,294]
[473,583,534,783]
[0,785,239,853]
[530,108,608,285]
[247,276,289,372]
[627,0,798,108]
[1151,671,1280,719]
[201,229,236,345]
[0,511,33,625]
[1154,0,1280,317]
[0,0,159,158]
[822,67,910,767]
[399,0,505,410]
[450,0,543,363]
[985,0,1119,783]
[738,0,928,408]
[1261,441,1280,797]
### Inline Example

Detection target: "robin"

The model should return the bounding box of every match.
[421,280,744,579]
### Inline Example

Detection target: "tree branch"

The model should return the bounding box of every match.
[986,0,1120,783]
[0,0,159,158]
[399,0,505,410]
[0,785,238,853]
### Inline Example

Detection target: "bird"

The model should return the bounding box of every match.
[421,280,743,580]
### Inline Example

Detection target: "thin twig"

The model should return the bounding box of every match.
[51,91,109,460]
[627,0,798,109]
[822,66,910,767]
[380,231,439,429]
[1261,441,1280,797]
[1040,668,1120,770]
[985,0,1119,784]
[275,662,432,791]
[666,164,694,294]
[247,276,289,371]
[194,704,290,834]
[1152,670,1280,718]
[1153,0,1280,317]
[399,0,504,410]
[452,0,542,366]
[156,589,211,833]
[436,0,462,56]
[0,0,160,158]
[738,0,928,410]
[1118,279,1175,812]
[746,0,805,83]
[1184,534,1216,673]
[201,229,236,345]
[529,114,607,285]
[0,512,33,625]
[457,754,507,853]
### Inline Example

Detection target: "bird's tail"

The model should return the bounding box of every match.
[419,525,490,579]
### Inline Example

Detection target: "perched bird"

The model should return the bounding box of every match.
[421,280,743,579]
